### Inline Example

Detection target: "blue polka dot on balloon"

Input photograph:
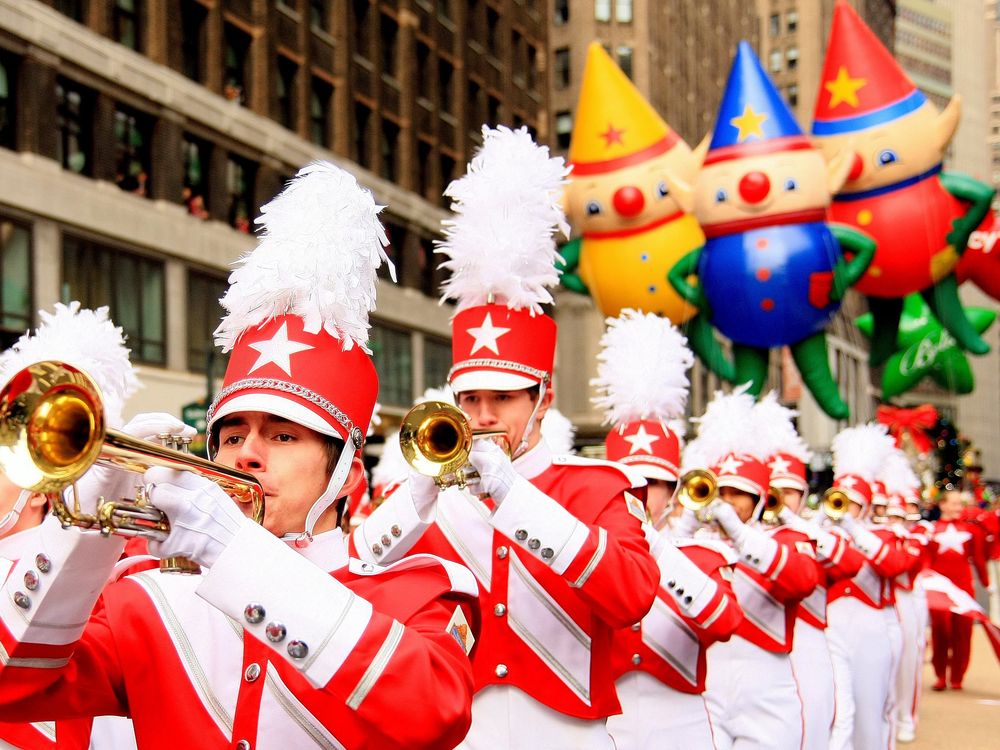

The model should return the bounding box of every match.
[640,253,649,262]
[648,285,656,293]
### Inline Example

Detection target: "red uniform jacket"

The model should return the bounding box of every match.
[926,519,989,596]
[612,539,742,694]
[353,443,660,720]
[797,529,864,630]
[829,526,910,609]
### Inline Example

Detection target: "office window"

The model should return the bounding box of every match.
[113,0,142,52]
[62,237,165,365]
[486,7,500,56]
[555,47,570,89]
[180,0,207,82]
[595,0,611,23]
[223,24,252,104]
[417,140,432,198]
[787,47,799,70]
[615,0,632,23]
[487,95,501,127]
[182,135,210,219]
[437,0,452,20]
[56,79,93,175]
[187,271,227,373]
[355,102,372,167]
[769,49,782,73]
[353,0,372,61]
[55,0,86,21]
[423,336,452,390]
[381,13,398,77]
[554,0,569,25]
[113,105,152,197]
[380,118,399,181]
[440,153,456,196]
[769,13,780,36]
[226,156,256,233]
[310,0,329,31]
[310,77,332,147]
[276,56,298,129]
[616,45,633,79]
[416,43,432,98]
[467,80,484,127]
[0,217,32,349]
[527,44,538,92]
[438,59,454,113]
[556,110,572,150]
[370,323,412,407]
[787,10,798,33]
[0,54,14,150]
[786,83,799,108]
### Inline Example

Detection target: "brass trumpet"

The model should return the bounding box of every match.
[399,400,508,489]
[761,486,785,524]
[0,360,264,573]
[821,488,850,522]
[677,469,718,512]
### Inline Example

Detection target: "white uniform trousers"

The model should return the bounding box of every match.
[894,587,926,738]
[790,619,836,750]
[90,715,139,749]
[457,685,614,750]
[827,597,895,750]
[607,672,718,749]
[705,637,804,750]
[884,605,903,746]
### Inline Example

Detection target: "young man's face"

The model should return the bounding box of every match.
[215,412,362,537]
[456,387,552,455]
[938,490,964,521]
[781,487,804,514]
[719,485,757,524]
[645,478,676,524]
[0,472,45,537]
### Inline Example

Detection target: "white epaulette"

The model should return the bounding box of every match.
[348,553,479,597]
[551,454,648,489]
[675,537,739,566]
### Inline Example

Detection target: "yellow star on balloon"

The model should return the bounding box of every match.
[730,104,767,142]
[825,66,866,108]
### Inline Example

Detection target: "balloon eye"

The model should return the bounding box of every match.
[784,178,797,191]
[877,149,898,166]
[585,200,602,216]
[714,188,728,203]
[656,181,670,198]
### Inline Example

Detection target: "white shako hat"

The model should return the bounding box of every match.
[830,423,896,509]
[592,309,692,482]
[754,392,811,493]
[206,161,394,541]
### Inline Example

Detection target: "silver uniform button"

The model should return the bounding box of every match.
[494,603,506,616]
[390,524,402,537]
[372,543,384,556]
[631,654,641,665]
[514,529,528,542]
[380,534,392,547]
[35,554,52,574]
[288,640,309,659]
[266,622,287,643]
[541,547,554,560]
[23,570,39,591]
[527,538,540,551]
[631,623,641,632]
[13,591,30,609]
[236,741,251,750]
[496,546,508,560]
[244,603,265,624]
[244,663,261,682]
[495,664,509,678]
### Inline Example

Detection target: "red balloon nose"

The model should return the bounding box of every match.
[612,186,646,218]
[848,153,864,182]
[738,172,771,204]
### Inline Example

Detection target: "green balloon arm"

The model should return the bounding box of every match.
[929,351,975,394]
[941,172,995,255]
[881,351,923,400]
[790,333,850,420]
[686,315,735,382]
[668,247,706,310]
[865,296,905,367]
[922,274,990,355]
[829,224,876,301]
[558,237,589,295]
[732,345,769,396]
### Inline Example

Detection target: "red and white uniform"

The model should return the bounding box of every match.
[704,523,820,750]
[0,517,478,749]
[926,517,989,687]
[607,532,742,749]
[353,441,659,749]
[894,520,931,738]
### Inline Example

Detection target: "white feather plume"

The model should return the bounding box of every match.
[437,126,570,313]
[542,408,576,454]
[591,309,693,425]
[418,384,454,406]
[215,161,394,353]
[689,386,762,466]
[752,391,811,462]
[371,430,409,491]
[0,302,140,428]
[878,450,920,496]
[366,402,383,437]
[832,423,895,481]
[667,419,688,442]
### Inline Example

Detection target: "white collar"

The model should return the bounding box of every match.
[284,528,349,572]
[0,525,42,560]
[513,439,553,481]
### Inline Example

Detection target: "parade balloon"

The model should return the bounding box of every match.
[958,210,1000,301]
[560,43,733,381]
[667,41,873,420]
[857,295,996,399]
[812,1,994,366]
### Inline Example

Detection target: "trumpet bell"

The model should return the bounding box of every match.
[822,488,850,521]
[399,401,474,482]
[677,469,718,511]
[761,486,784,524]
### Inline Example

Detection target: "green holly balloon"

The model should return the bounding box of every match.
[856,294,995,399]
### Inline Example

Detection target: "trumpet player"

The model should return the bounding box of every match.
[687,390,820,750]
[825,425,914,750]
[353,128,659,749]
[593,310,742,749]
[0,164,480,750]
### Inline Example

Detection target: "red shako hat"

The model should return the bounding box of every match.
[753,392,812,493]
[831,423,895,509]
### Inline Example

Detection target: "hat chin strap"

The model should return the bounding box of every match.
[283,445,356,547]
[0,491,32,538]
[511,378,549,461]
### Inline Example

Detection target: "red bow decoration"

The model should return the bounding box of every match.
[877,404,938,456]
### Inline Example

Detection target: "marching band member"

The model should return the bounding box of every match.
[691,390,820,750]
[594,310,742,749]
[354,126,659,749]
[826,424,911,750]
[927,488,990,691]
[0,163,479,749]
[758,394,864,750]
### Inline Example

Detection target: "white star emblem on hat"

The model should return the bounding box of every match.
[838,475,859,490]
[934,523,972,555]
[467,312,511,355]
[717,454,744,476]
[769,456,792,476]
[623,425,660,455]
[248,321,314,376]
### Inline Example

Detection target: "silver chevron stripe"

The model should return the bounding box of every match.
[854,563,882,604]
[346,620,404,710]
[437,489,494,591]
[263,667,347,750]
[800,584,828,625]
[732,569,786,644]
[641,598,700,687]
[506,553,592,705]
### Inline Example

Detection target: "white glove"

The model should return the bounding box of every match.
[709,499,745,539]
[407,471,440,518]
[839,512,883,558]
[711,499,778,573]
[466,440,519,504]
[672,507,701,539]
[119,412,197,442]
[145,467,250,568]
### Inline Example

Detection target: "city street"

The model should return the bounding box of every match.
[911,627,1000,749]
